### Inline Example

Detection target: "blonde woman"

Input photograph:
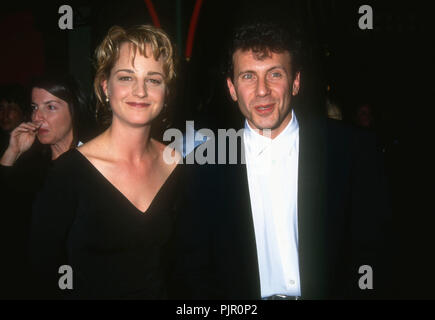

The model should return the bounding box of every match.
[30,25,182,299]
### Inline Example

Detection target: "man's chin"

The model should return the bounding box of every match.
[250,119,280,132]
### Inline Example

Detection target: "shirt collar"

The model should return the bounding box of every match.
[244,109,299,158]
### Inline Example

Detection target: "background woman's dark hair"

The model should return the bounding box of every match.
[30,74,97,147]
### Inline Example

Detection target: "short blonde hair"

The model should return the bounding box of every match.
[94,25,175,124]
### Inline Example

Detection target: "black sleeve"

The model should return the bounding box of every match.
[0,164,18,191]
[0,164,25,298]
[0,164,13,178]
[0,144,51,195]
[29,155,77,299]
[348,128,393,298]
[0,161,48,299]
[167,164,218,299]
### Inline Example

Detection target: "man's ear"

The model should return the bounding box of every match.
[226,77,238,102]
[292,71,301,96]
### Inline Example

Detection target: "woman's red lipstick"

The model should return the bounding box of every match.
[126,102,150,107]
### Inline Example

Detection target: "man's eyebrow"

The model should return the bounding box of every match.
[237,66,288,77]
[264,66,289,75]
[237,70,255,77]
[267,65,287,72]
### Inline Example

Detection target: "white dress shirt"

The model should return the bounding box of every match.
[243,110,301,298]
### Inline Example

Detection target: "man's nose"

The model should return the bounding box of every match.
[256,77,270,97]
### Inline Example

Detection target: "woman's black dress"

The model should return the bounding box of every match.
[30,148,184,299]
[0,141,52,299]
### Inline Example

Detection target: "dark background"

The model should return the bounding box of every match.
[1,0,433,298]
[1,0,431,128]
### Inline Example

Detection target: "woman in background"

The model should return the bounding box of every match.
[0,74,95,299]
[1,74,94,167]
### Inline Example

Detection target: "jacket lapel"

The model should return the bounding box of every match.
[217,133,261,298]
[297,112,329,299]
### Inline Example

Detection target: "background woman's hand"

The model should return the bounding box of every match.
[0,121,41,166]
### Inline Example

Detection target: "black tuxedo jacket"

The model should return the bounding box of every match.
[169,112,391,300]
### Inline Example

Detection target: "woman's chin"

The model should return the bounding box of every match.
[123,116,158,128]
[37,136,54,145]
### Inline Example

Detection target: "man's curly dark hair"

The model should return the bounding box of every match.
[226,22,302,80]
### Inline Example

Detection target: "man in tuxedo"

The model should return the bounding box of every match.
[170,22,391,300]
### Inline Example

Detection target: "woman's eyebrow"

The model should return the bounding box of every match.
[43,100,62,104]
[147,71,164,77]
[114,69,134,74]
[31,100,62,105]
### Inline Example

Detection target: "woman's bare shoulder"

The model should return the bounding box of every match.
[76,134,111,165]
[153,139,182,166]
